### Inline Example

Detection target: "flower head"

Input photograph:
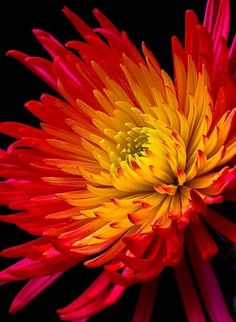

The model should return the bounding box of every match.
[0,0,236,321]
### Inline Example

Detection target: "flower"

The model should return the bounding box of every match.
[0,0,236,321]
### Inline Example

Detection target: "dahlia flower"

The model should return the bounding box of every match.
[0,0,236,321]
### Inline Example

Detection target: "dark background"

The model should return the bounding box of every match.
[0,0,236,321]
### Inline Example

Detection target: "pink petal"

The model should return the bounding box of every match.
[6,50,57,90]
[187,231,233,322]
[59,271,127,320]
[229,35,236,82]
[175,257,205,322]
[204,0,230,42]
[212,0,230,44]
[9,273,61,313]
[58,272,111,315]
[132,279,158,322]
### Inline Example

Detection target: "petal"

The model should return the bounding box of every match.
[9,273,61,313]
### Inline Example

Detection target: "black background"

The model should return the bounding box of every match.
[0,0,236,321]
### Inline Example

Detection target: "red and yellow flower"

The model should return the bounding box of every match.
[0,0,236,321]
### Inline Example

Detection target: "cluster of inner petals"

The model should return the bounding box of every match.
[65,57,236,234]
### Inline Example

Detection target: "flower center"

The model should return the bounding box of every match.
[109,122,187,195]
[115,128,149,161]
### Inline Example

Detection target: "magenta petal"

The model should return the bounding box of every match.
[187,231,233,322]
[60,284,125,320]
[131,279,158,322]
[9,273,61,313]
[59,271,126,320]
[229,35,236,81]
[7,50,58,91]
[175,257,205,322]
[213,0,230,43]
[58,272,110,315]
[204,0,216,33]
[204,0,230,42]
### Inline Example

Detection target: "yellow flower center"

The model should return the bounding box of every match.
[113,127,149,162]
[108,120,187,198]
[55,57,236,234]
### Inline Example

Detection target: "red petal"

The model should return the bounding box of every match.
[9,273,61,313]
[190,217,218,260]
[204,208,236,243]
[186,231,233,322]
[185,10,199,62]
[175,257,205,322]
[62,7,96,39]
[132,279,158,322]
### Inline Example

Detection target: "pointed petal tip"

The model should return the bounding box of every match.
[62,5,68,11]
[186,9,194,14]
[62,6,71,15]
[0,248,10,258]
[92,8,99,14]
[141,41,147,52]
[5,50,15,57]
[9,302,19,314]
[32,29,50,39]
[32,28,41,34]
[5,50,28,60]
[62,6,78,20]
